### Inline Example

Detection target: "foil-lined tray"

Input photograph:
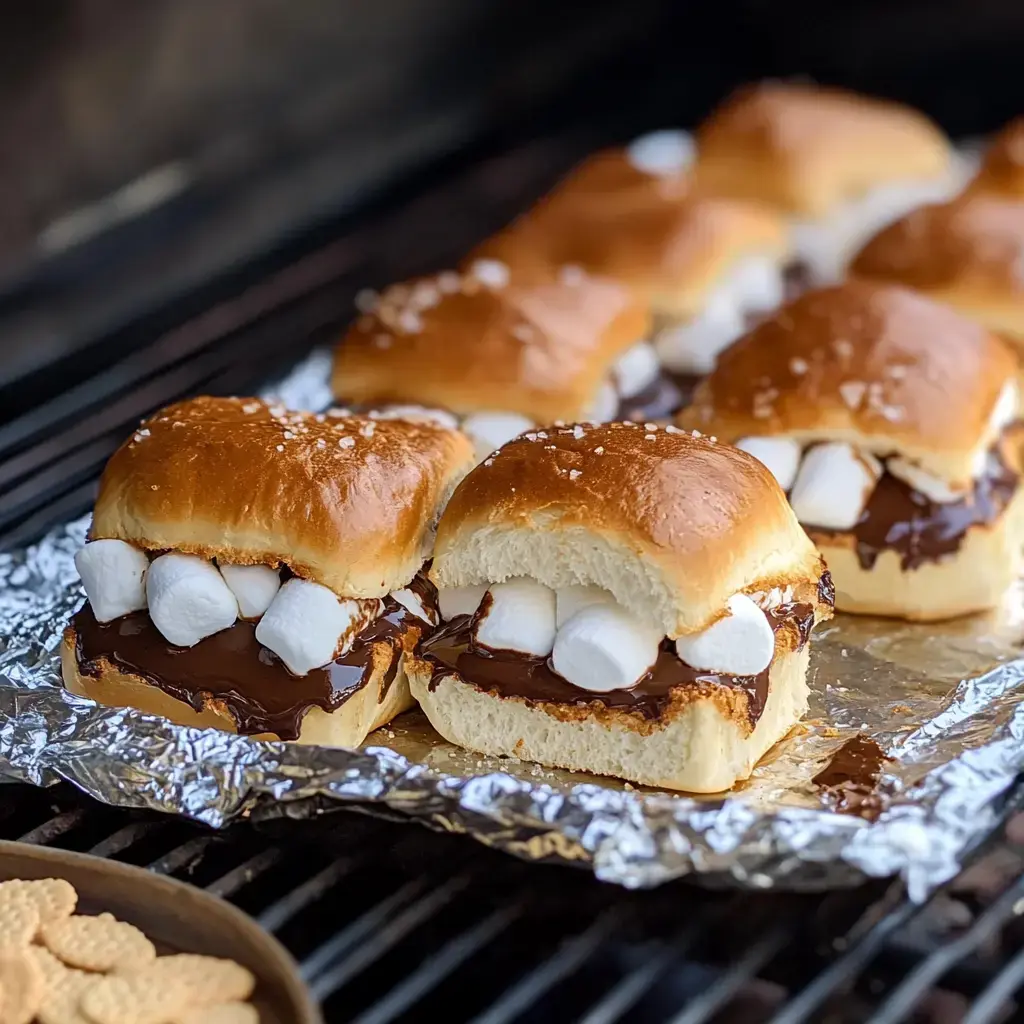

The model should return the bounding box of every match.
[2,349,1023,897]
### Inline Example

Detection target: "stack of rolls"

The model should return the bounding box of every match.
[63,85,1024,794]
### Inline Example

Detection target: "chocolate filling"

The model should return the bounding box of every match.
[783,259,813,301]
[812,734,891,821]
[422,599,817,727]
[72,573,438,741]
[803,448,1018,571]
[616,373,686,421]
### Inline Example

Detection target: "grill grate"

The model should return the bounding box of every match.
[0,782,1022,1022]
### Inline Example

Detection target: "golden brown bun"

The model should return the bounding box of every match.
[850,195,1024,344]
[470,149,788,321]
[332,266,649,422]
[61,628,414,747]
[91,396,475,598]
[693,82,951,217]
[430,422,830,637]
[969,118,1024,199]
[678,282,1018,487]
[808,480,1024,620]
[408,645,809,793]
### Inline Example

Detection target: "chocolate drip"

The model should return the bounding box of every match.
[422,602,815,727]
[664,372,703,409]
[817,570,835,608]
[805,449,1018,570]
[813,734,891,820]
[783,259,813,301]
[73,575,438,741]
[616,373,686,421]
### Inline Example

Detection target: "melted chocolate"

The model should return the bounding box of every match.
[422,602,816,727]
[805,449,1019,571]
[616,373,686,421]
[783,259,813,301]
[813,734,891,821]
[73,575,438,741]
[817,569,835,609]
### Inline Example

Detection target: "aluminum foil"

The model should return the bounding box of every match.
[2,349,1024,898]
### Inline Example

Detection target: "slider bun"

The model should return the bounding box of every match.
[809,483,1024,620]
[679,282,1018,487]
[60,628,414,747]
[693,82,951,217]
[850,196,1024,346]
[332,268,649,422]
[471,151,788,321]
[408,645,808,793]
[430,422,828,637]
[91,396,475,598]
[969,118,1024,199]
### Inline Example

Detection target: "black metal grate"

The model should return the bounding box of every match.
[0,782,1022,1023]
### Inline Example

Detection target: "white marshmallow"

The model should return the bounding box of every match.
[552,603,662,692]
[555,584,615,628]
[218,564,281,620]
[372,405,460,431]
[886,458,966,505]
[626,130,695,177]
[391,586,438,625]
[586,380,620,422]
[74,540,150,623]
[255,578,382,676]
[789,443,882,531]
[461,411,535,463]
[653,289,745,374]
[473,578,556,657]
[989,380,1019,433]
[727,256,785,314]
[734,436,802,492]
[674,593,774,676]
[611,342,661,400]
[146,553,239,648]
[437,584,489,621]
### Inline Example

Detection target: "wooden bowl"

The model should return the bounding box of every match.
[0,839,321,1024]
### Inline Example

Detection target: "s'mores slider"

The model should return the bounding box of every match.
[407,422,834,792]
[693,82,964,284]
[678,282,1024,620]
[472,151,791,405]
[851,194,1024,352]
[332,261,658,460]
[62,396,474,745]
[968,118,1024,199]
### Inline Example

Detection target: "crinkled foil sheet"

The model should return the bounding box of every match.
[2,349,1024,898]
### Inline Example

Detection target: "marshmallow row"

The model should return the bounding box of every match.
[736,428,1004,530]
[74,541,424,678]
[654,256,785,375]
[437,577,777,691]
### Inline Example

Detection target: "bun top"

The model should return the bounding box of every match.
[431,421,829,637]
[851,194,1024,295]
[678,282,1018,485]
[91,396,475,598]
[970,118,1024,199]
[693,82,951,217]
[473,152,787,320]
[332,263,648,422]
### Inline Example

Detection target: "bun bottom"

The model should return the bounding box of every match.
[408,647,809,793]
[808,486,1024,621]
[60,631,414,747]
